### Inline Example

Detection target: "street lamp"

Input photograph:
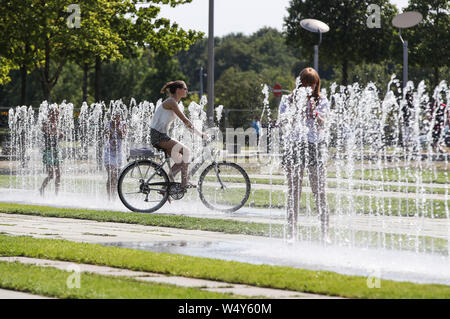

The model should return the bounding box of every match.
[392,11,423,89]
[207,0,215,127]
[300,19,329,73]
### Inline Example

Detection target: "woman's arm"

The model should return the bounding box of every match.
[167,100,206,138]
[314,97,328,126]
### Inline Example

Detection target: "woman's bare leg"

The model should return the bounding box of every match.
[285,165,303,240]
[157,140,191,187]
[111,167,119,198]
[308,164,329,241]
[105,165,112,200]
[54,165,61,195]
[40,166,54,196]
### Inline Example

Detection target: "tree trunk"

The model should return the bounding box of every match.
[434,66,439,88]
[20,43,30,105]
[94,57,101,102]
[20,65,27,105]
[41,37,51,102]
[82,63,89,102]
[342,59,348,86]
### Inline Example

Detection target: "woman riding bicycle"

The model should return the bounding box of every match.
[150,80,206,190]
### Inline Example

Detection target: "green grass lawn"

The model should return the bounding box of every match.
[223,187,449,219]
[327,167,449,185]
[205,174,450,195]
[0,260,238,299]
[0,234,449,298]
[0,203,447,255]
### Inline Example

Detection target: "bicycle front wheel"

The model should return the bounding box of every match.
[198,162,251,213]
[118,160,169,213]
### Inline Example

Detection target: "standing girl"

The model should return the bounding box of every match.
[279,68,330,243]
[39,107,63,196]
[104,110,127,200]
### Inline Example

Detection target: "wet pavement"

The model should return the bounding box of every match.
[1,213,450,286]
[1,188,449,240]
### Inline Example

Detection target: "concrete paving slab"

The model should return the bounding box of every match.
[135,276,231,288]
[0,257,160,278]
[0,288,53,299]
[204,286,335,299]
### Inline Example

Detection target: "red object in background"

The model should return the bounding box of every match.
[273,83,282,98]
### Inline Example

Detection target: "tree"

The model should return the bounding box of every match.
[0,57,17,86]
[137,51,187,102]
[0,0,203,103]
[91,0,203,102]
[405,0,449,87]
[215,67,264,128]
[249,27,299,74]
[0,0,40,104]
[285,0,398,85]
[215,34,253,79]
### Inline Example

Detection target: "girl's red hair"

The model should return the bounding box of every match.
[300,68,321,98]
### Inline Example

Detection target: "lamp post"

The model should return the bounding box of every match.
[300,19,329,73]
[207,0,215,127]
[392,11,423,89]
[199,66,204,100]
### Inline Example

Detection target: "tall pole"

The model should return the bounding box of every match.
[314,45,319,72]
[199,66,204,100]
[403,40,408,89]
[207,0,215,127]
[399,29,408,90]
[314,30,322,73]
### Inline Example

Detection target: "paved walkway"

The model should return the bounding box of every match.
[0,288,53,299]
[1,213,450,287]
[0,187,449,239]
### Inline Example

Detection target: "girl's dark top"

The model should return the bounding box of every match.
[42,122,59,149]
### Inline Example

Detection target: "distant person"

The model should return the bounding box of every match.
[104,110,127,200]
[251,116,261,146]
[39,107,63,196]
[150,80,206,191]
[431,100,448,153]
[401,92,414,152]
[278,67,330,243]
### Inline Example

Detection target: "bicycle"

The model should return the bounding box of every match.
[117,136,251,213]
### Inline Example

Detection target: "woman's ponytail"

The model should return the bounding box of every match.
[161,81,185,95]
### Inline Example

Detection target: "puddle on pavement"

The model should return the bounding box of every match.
[102,240,247,260]
[101,240,450,286]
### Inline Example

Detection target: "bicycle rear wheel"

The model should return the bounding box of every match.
[118,160,169,213]
[198,162,251,213]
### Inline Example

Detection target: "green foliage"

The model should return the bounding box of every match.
[177,28,299,127]
[0,57,17,85]
[0,0,203,102]
[285,0,398,84]
[215,66,264,128]
[404,0,450,86]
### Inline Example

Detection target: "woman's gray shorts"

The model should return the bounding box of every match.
[150,128,171,148]
[282,141,326,169]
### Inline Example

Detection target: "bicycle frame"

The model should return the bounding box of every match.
[131,136,222,192]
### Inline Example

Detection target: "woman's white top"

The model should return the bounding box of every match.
[151,101,179,134]
[278,94,329,144]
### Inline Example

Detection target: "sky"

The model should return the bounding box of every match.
[158,0,411,37]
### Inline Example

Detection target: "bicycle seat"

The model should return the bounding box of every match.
[129,148,160,160]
